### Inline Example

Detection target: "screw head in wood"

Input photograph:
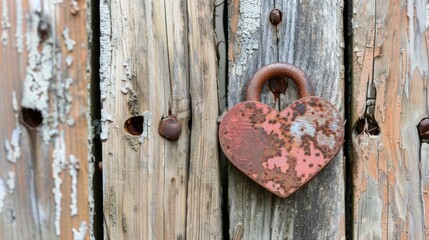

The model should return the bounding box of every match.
[269,9,282,25]
[418,117,429,142]
[159,115,182,141]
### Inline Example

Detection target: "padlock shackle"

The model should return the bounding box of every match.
[246,63,314,101]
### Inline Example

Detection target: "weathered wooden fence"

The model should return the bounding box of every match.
[0,0,428,239]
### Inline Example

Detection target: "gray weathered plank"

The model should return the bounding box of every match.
[227,1,345,239]
[352,0,429,238]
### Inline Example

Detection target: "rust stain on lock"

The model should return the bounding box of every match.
[219,63,344,198]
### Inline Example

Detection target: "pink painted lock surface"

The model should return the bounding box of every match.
[219,63,344,198]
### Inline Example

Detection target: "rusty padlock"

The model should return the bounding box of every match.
[219,63,344,198]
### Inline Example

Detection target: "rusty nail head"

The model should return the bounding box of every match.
[159,115,182,141]
[418,117,429,142]
[268,77,288,94]
[269,9,282,25]
[268,77,288,101]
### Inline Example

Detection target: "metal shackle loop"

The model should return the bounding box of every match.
[246,63,314,102]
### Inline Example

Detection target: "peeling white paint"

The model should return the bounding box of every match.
[100,1,112,101]
[15,0,23,53]
[88,158,95,240]
[233,0,260,77]
[427,0,429,29]
[63,27,76,51]
[12,91,18,113]
[1,31,7,45]
[21,68,51,112]
[123,61,132,80]
[4,127,22,164]
[72,221,87,240]
[100,110,113,141]
[52,131,67,236]
[228,0,261,106]
[69,155,79,216]
[40,117,60,143]
[6,171,15,194]
[33,26,61,142]
[1,0,10,28]
[1,0,10,45]
[20,11,65,147]
[67,118,75,127]
[0,179,5,213]
[86,80,96,239]
[21,13,52,114]
[66,55,74,67]
[139,111,152,143]
[120,83,133,94]
[58,77,74,123]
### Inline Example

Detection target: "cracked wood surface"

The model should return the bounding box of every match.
[227,1,345,239]
[352,0,429,238]
[101,0,221,239]
[0,0,91,239]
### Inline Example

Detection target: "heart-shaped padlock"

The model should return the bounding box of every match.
[219,63,344,198]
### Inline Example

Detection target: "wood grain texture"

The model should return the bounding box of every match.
[186,0,223,239]
[352,0,429,238]
[0,0,90,239]
[227,0,345,239]
[102,0,221,239]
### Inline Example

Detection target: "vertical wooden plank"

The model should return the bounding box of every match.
[186,0,223,239]
[352,0,429,238]
[227,1,279,239]
[163,2,190,239]
[102,0,223,238]
[0,0,91,239]
[227,0,345,239]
